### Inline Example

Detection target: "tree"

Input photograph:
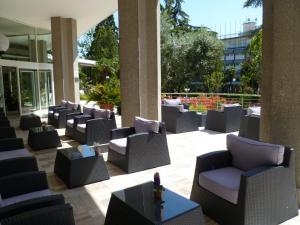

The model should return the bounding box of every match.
[162,0,190,33]
[244,0,262,8]
[161,13,224,92]
[204,71,225,93]
[240,29,262,94]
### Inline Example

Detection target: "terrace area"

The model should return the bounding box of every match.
[6,113,300,225]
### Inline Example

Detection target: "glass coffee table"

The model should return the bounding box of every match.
[28,125,61,150]
[54,145,110,188]
[105,182,204,225]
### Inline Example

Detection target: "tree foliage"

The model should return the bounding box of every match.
[240,29,262,94]
[244,0,262,8]
[204,71,225,93]
[161,12,224,92]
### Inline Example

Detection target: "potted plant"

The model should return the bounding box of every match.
[153,172,164,201]
[87,76,120,110]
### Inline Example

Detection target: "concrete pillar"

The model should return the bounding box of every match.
[51,17,80,104]
[261,0,300,202]
[118,0,161,126]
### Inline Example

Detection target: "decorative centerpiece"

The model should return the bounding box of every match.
[153,172,164,201]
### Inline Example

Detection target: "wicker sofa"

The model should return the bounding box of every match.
[66,107,117,145]
[239,114,260,140]
[205,105,244,133]
[108,117,170,173]
[0,192,75,225]
[0,138,38,177]
[162,105,198,133]
[48,101,81,128]
[190,134,298,225]
[0,127,16,139]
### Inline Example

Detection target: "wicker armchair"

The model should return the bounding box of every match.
[190,135,298,225]
[162,105,198,133]
[0,194,75,225]
[0,118,10,127]
[0,127,16,139]
[0,138,38,177]
[0,171,53,208]
[48,102,81,128]
[239,114,260,140]
[71,111,117,145]
[108,122,170,173]
[205,105,244,133]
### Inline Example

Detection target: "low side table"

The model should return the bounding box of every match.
[20,114,42,130]
[28,126,61,150]
[196,112,207,127]
[105,182,204,225]
[54,145,110,188]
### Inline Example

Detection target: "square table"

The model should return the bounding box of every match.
[28,126,61,150]
[105,182,204,225]
[54,145,110,188]
[20,114,42,130]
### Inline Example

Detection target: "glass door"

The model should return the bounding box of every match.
[2,67,19,113]
[19,69,38,114]
[38,70,53,109]
[0,67,5,110]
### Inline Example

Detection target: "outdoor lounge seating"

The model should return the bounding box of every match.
[67,108,117,145]
[205,104,244,133]
[0,194,75,225]
[190,134,298,225]
[239,106,261,140]
[0,138,38,177]
[48,101,81,128]
[0,119,10,127]
[162,104,198,133]
[108,117,170,173]
[0,127,16,139]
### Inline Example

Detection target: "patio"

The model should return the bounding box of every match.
[7,114,300,225]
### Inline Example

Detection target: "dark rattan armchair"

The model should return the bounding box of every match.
[162,105,198,133]
[190,135,298,225]
[205,105,244,133]
[108,122,171,173]
[48,102,81,128]
[0,138,38,177]
[0,194,75,225]
[239,114,260,140]
[0,127,16,139]
[71,111,117,145]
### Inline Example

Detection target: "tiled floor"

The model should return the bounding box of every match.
[9,114,300,225]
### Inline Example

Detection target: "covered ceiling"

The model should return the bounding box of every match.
[0,0,118,37]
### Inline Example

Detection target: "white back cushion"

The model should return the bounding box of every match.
[227,134,285,171]
[134,117,160,133]
[83,106,94,116]
[94,109,111,119]
[247,106,261,116]
[164,98,181,106]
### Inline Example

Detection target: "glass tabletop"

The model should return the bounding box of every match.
[59,145,96,160]
[30,125,56,133]
[112,181,199,223]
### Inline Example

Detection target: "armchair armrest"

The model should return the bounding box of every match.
[48,105,61,111]
[195,150,232,174]
[53,106,68,113]
[0,157,38,178]
[0,138,24,151]
[74,115,92,125]
[111,127,135,140]
[66,112,82,120]
[55,109,73,118]
[0,171,48,199]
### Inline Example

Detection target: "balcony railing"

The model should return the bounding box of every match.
[162,93,261,112]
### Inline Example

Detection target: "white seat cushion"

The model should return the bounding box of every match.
[164,98,181,106]
[67,119,74,128]
[77,124,86,133]
[54,113,59,119]
[0,149,31,161]
[199,167,244,204]
[48,110,54,115]
[1,189,53,207]
[109,138,127,155]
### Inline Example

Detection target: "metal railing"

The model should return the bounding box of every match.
[162,93,261,112]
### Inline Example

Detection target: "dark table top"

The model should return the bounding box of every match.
[112,181,200,223]
[29,126,56,133]
[59,145,97,160]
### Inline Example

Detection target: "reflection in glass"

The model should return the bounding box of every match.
[39,71,53,109]
[20,70,37,113]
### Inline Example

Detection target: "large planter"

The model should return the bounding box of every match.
[100,103,114,111]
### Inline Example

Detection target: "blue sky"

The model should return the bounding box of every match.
[113,0,262,36]
[182,0,262,35]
